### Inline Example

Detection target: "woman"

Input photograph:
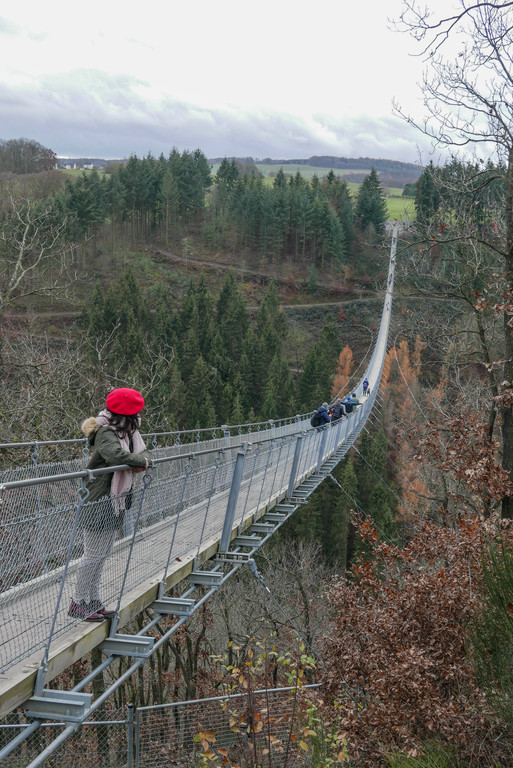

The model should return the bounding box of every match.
[68,388,150,622]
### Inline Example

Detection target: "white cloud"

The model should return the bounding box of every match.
[0,0,454,162]
[0,16,20,35]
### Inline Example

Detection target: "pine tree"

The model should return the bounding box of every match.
[216,157,239,187]
[238,328,266,409]
[187,355,215,428]
[180,327,201,383]
[354,168,388,234]
[161,168,180,245]
[216,271,249,366]
[260,354,296,420]
[230,392,245,425]
[368,480,397,542]
[328,458,358,567]
[326,175,354,254]
[298,317,340,409]
[415,161,441,225]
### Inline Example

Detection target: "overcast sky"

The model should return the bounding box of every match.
[0,0,455,163]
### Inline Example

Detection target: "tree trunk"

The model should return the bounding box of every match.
[502,150,513,518]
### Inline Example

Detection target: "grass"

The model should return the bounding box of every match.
[60,169,100,176]
[210,162,370,180]
[256,162,371,179]
[386,195,415,220]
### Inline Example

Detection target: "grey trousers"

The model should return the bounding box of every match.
[74,528,116,604]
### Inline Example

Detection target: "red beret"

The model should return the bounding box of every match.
[106,388,145,416]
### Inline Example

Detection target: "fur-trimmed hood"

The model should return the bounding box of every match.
[81,417,100,440]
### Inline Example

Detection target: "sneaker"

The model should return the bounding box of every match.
[68,600,105,622]
[88,600,116,618]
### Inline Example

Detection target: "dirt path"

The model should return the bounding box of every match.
[5,311,80,320]
[152,246,339,289]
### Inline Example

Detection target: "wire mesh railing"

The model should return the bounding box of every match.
[135,685,323,768]
[1,416,326,663]
[0,368,382,678]
[0,707,129,768]
[0,414,310,472]
[0,685,325,768]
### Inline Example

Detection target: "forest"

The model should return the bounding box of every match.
[1,147,513,768]
[5,2,513,764]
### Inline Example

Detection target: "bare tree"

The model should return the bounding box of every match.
[0,183,80,325]
[395,1,513,516]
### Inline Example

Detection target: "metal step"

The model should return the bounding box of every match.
[233,535,262,547]
[23,689,93,722]
[100,634,154,658]
[265,512,287,522]
[251,522,275,533]
[275,504,296,512]
[151,597,195,616]
[188,571,224,586]
[215,551,252,563]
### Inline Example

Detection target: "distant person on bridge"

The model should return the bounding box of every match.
[344,394,360,414]
[362,378,370,397]
[330,398,345,422]
[310,402,331,430]
[68,388,150,622]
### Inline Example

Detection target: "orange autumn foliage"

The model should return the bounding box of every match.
[331,345,354,398]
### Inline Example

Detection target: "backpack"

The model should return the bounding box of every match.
[310,411,322,427]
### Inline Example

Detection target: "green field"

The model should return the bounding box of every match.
[387,195,415,220]
[210,162,370,180]
[60,168,101,177]
[255,162,371,179]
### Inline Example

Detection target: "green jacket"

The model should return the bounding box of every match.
[79,419,150,530]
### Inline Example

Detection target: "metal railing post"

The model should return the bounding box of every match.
[267,440,284,509]
[316,427,328,472]
[35,479,91,693]
[135,707,141,768]
[158,456,194,599]
[193,452,222,568]
[336,416,344,449]
[30,442,50,575]
[219,448,246,552]
[238,445,261,532]
[287,435,303,498]
[280,438,294,490]
[110,469,154,636]
[127,703,134,768]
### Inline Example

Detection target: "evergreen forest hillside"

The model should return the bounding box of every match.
[4,132,513,768]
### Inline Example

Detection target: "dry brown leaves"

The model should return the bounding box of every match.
[320,516,512,767]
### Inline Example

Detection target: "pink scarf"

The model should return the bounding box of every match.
[95,410,147,513]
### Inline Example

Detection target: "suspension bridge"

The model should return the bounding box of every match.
[0,226,398,766]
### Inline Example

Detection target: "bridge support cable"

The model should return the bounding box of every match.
[0,226,399,762]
